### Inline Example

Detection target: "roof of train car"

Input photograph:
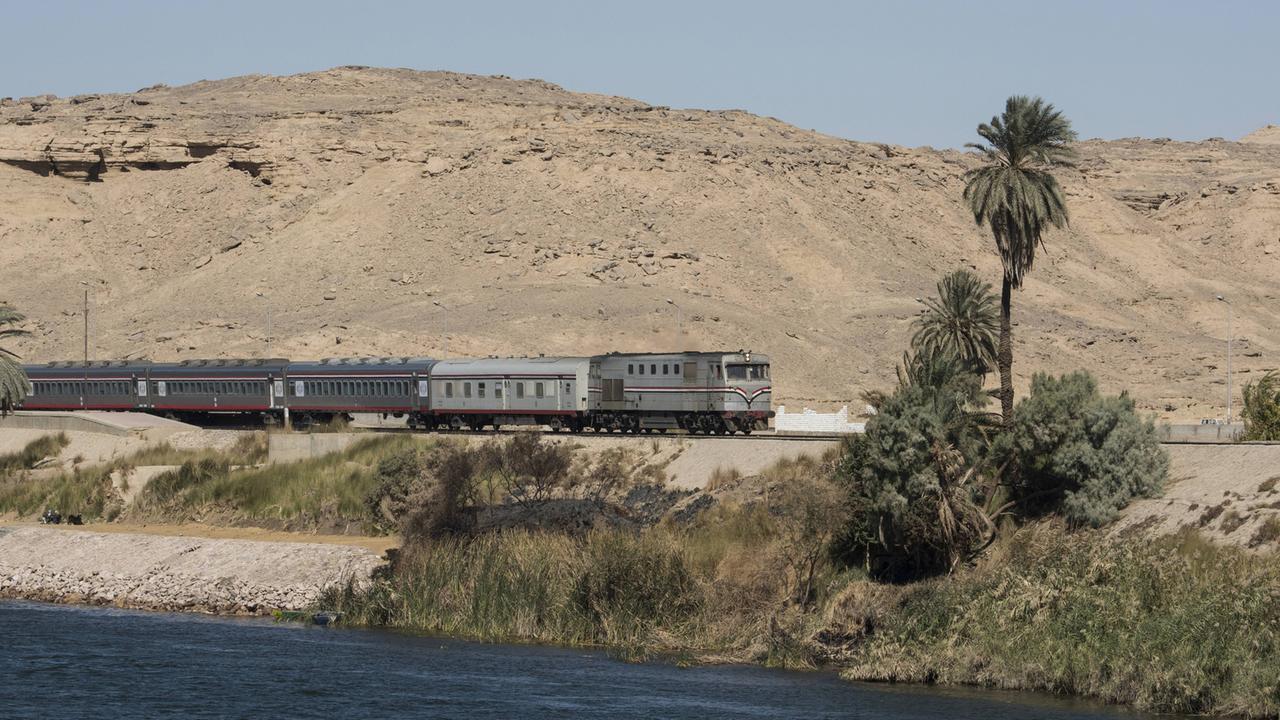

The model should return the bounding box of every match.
[148,358,291,376]
[430,356,589,376]
[593,351,770,360]
[25,360,154,376]
[285,357,436,373]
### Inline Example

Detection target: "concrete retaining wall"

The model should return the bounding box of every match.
[268,432,387,463]
[0,411,133,437]
[1158,423,1245,443]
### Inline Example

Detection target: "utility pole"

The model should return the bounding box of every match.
[1217,294,1233,424]
[82,287,88,410]
[435,300,447,358]
[666,298,682,345]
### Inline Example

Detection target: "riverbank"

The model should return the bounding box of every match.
[322,522,1280,718]
[0,524,383,613]
[2,600,1155,720]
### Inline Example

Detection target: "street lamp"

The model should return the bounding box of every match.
[256,291,272,354]
[1216,294,1233,424]
[666,298,683,343]
[434,300,448,358]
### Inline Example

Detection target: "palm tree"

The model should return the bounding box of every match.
[963,96,1076,426]
[0,305,31,415]
[911,269,999,376]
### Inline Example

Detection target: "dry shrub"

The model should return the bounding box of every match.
[1220,509,1247,534]
[1198,502,1226,527]
[705,465,742,491]
[1249,516,1280,547]
[769,473,848,606]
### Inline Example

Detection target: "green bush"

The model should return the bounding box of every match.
[997,371,1167,526]
[1241,371,1280,441]
[835,356,997,580]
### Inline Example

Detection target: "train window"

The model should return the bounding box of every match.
[478,382,486,398]
[495,385,503,399]
[516,383,524,399]
[464,382,472,398]
[650,364,657,375]
[628,364,634,375]
[674,364,681,375]
[535,382,545,399]
[662,364,669,375]
[638,364,644,375]
[445,382,454,399]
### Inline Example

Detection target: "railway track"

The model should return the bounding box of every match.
[345,426,848,442]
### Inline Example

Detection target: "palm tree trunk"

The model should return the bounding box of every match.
[999,275,1014,427]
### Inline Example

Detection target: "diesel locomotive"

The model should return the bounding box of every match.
[21,350,772,434]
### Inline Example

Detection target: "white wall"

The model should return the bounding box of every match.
[774,405,865,435]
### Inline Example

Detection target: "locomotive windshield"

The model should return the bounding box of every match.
[726,364,769,381]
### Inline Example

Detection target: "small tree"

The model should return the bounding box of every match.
[911,269,1000,376]
[1241,371,1280,441]
[0,305,31,415]
[995,371,1167,526]
[836,357,999,580]
[771,474,847,606]
[483,433,575,508]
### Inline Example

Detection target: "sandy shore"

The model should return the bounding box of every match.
[0,524,386,614]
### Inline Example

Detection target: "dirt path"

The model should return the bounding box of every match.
[0,519,398,554]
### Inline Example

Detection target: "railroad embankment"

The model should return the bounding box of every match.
[0,525,383,614]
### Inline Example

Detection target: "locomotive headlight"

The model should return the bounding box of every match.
[745,352,751,363]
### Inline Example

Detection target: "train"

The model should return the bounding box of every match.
[20,350,773,434]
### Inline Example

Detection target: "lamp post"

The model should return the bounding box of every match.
[256,292,272,355]
[666,298,682,343]
[1216,294,1233,424]
[434,300,447,358]
[80,283,89,411]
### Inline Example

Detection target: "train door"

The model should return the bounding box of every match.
[559,378,573,412]
[136,376,149,409]
[706,362,719,411]
[682,360,698,412]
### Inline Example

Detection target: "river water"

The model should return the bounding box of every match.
[0,600,1155,719]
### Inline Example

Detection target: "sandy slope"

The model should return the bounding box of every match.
[0,67,1276,421]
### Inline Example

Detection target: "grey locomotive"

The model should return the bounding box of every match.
[590,351,771,433]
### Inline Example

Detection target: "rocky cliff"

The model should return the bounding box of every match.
[1,67,1276,419]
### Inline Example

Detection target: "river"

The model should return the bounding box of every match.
[0,600,1155,719]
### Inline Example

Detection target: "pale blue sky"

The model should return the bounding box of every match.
[2,0,1276,148]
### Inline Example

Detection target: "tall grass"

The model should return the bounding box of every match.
[0,434,121,520]
[130,434,423,530]
[0,433,70,475]
[123,432,267,467]
[838,522,1280,716]
[323,529,706,653]
[0,464,120,520]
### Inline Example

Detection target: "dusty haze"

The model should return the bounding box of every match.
[0,67,1276,421]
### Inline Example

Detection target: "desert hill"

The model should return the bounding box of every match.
[0,67,1276,420]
